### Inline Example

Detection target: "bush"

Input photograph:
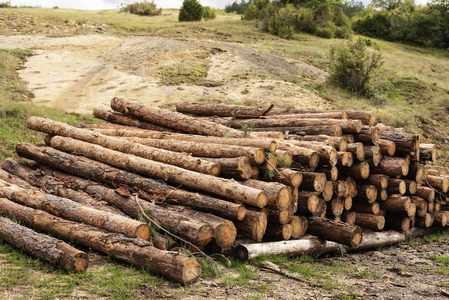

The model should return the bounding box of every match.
[242,1,261,19]
[179,0,203,21]
[202,6,217,20]
[0,1,11,8]
[120,1,162,16]
[328,38,383,95]
[315,21,336,38]
[225,0,250,14]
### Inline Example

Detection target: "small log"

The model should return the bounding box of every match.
[428,202,435,213]
[300,172,327,193]
[290,216,308,239]
[351,202,380,215]
[378,189,388,201]
[289,135,347,151]
[435,200,441,213]
[343,211,357,225]
[370,156,409,177]
[387,179,407,195]
[337,151,350,167]
[339,161,370,180]
[297,191,320,215]
[261,154,278,171]
[0,198,200,284]
[415,213,434,228]
[344,196,353,210]
[0,170,32,187]
[344,135,355,143]
[266,208,292,225]
[287,141,337,167]
[200,157,252,180]
[409,196,427,211]
[234,210,268,242]
[263,112,348,120]
[434,212,448,227]
[403,179,417,195]
[322,181,334,202]
[426,175,449,193]
[175,102,275,118]
[307,217,363,248]
[354,213,385,231]
[241,180,291,211]
[0,179,150,240]
[0,215,89,272]
[385,216,410,231]
[268,168,302,187]
[251,166,259,179]
[333,180,347,198]
[419,144,436,162]
[364,145,382,167]
[354,185,378,203]
[315,199,327,217]
[264,224,292,241]
[377,139,396,156]
[256,125,343,136]
[346,143,365,161]
[353,126,380,144]
[415,186,435,202]
[93,107,170,131]
[427,169,440,176]
[380,196,414,218]
[327,198,344,216]
[345,177,358,197]
[274,150,293,167]
[405,162,425,184]
[313,166,338,182]
[276,141,320,169]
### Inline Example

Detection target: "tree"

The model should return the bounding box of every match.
[179,0,203,21]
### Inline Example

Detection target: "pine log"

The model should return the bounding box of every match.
[276,141,320,169]
[289,135,347,151]
[111,97,257,138]
[364,145,382,167]
[344,135,355,143]
[314,199,327,217]
[370,156,409,177]
[327,197,344,216]
[427,169,440,176]
[346,143,365,162]
[343,211,357,225]
[379,130,420,155]
[15,144,246,221]
[47,137,268,208]
[241,180,291,211]
[286,141,337,166]
[385,216,410,231]
[264,224,292,241]
[255,125,343,136]
[251,166,259,179]
[290,215,308,239]
[234,210,267,242]
[260,154,278,171]
[313,166,338,182]
[403,179,417,195]
[360,174,389,190]
[0,179,150,240]
[354,185,378,203]
[266,208,292,225]
[419,144,436,162]
[415,213,434,228]
[0,215,89,272]
[380,196,414,218]
[307,217,363,248]
[0,198,200,284]
[175,102,275,118]
[344,196,353,210]
[322,181,334,202]
[344,177,358,197]
[200,157,252,180]
[300,172,327,192]
[415,186,435,202]
[0,169,32,188]
[297,191,320,215]
[426,175,449,193]
[93,107,171,131]
[268,168,302,187]
[377,139,396,156]
[378,189,388,201]
[387,179,407,195]
[27,117,221,176]
[353,126,380,144]
[428,202,435,213]
[339,161,370,180]
[337,151,350,167]
[409,196,427,211]
[404,162,425,184]
[354,213,385,231]
[435,200,441,212]
[262,112,348,120]
[351,202,380,215]
[434,212,448,227]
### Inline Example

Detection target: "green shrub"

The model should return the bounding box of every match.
[225,0,250,14]
[315,21,336,38]
[328,38,383,95]
[120,1,162,16]
[242,1,261,19]
[0,1,11,8]
[294,7,316,33]
[278,24,295,39]
[179,0,203,21]
[202,6,217,20]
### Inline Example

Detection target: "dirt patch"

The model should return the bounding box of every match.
[0,34,329,113]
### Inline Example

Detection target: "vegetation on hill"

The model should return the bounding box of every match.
[119,0,162,16]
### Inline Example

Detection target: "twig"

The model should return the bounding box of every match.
[256,262,323,288]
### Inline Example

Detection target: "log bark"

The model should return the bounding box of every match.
[0,179,150,240]
[343,211,357,225]
[387,179,407,195]
[0,215,89,272]
[93,107,171,131]
[111,97,254,138]
[322,181,334,202]
[426,175,449,193]
[346,143,365,162]
[297,191,320,215]
[241,179,291,211]
[353,126,380,144]
[268,168,302,187]
[370,156,409,177]
[175,102,275,118]
[200,157,252,180]
[419,144,436,162]
[385,216,410,231]
[379,130,420,155]
[307,217,363,248]
[377,139,396,156]
[286,141,337,166]
[0,169,32,187]
[276,141,320,169]
[354,185,378,203]
[289,135,347,151]
[264,224,292,241]
[405,162,425,184]
[339,161,370,180]
[364,145,382,167]
[354,213,385,231]
[15,143,246,221]
[27,117,221,176]
[314,166,338,182]
[0,198,200,284]
[234,210,267,242]
[415,186,435,202]
[360,174,389,190]
[351,202,380,215]
[47,137,268,208]
[300,172,327,192]
[379,196,412,216]
[290,216,308,239]
[409,196,427,211]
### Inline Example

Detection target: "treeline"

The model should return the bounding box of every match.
[225,0,449,48]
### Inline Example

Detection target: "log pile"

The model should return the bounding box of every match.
[0,97,447,281]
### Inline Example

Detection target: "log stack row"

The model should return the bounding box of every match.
[0,97,447,281]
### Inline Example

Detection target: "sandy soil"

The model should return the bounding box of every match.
[0,34,329,113]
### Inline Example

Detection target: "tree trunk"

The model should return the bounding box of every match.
[286,141,337,166]
[354,185,378,203]
[111,97,254,138]
[234,210,267,242]
[0,198,200,284]
[370,156,409,177]
[314,166,338,182]
[426,175,449,193]
[0,179,150,240]
[419,144,436,162]
[15,144,247,221]
[290,215,308,239]
[339,161,370,180]
[288,135,347,151]
[0,215,89,272]
[307,217,363,248]
[241,179,291,211]
[387,179,406,195]
[377,139,396,156]
[360,174,389,190]
[351,202,380,215]
[404,162,425,184]
[415,186,435,202]
[353,126,380,144]
[275,141,320,169]
[199,157,252,180]
[175,102,275,118]
[300,172,327,193]
[47,137,268,208]
[27,117,221,176]
[346,143,365,162]
[364,145,382,167]
[379,130,420,155]
[379,196,411,215]
[354,213,385,231]
[264,224,292,241]
[93,107,171,131]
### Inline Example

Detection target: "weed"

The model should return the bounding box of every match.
[241,122,255,138]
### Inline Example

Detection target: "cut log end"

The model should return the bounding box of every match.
[135,224,151,241]
[291,172,302,188]
[182,258,202,284]
[237,206,247,221]
[257,192,268,208]
[344,196,352,211]
[277,187,292,211]
[309,152,320,169]
[351,228,363,249]
[254,149,266,165]
[73,253,90,273]
[214,221,238,249]
[210,164,222,177]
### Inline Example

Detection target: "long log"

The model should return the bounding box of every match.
[0,198,200,284]
[0,215,89,272]
[265,208,292,225]
[175,102,275,118]
[234,210,267,242]
[93,107,171,131]
[15,144,246,221]
[27,117,220,176]
[254,125,343,136]
[307,217,363,248]
[354,213,385,231]
[47,137,268,208]
[404,162,425,184]
[370,156,409,177]
[200,157,252,180]
[0,179,150,240]
[353,126,380,144]
[289,135,347,151]
[403,179,417,195]
[0,169,32,187]
[258,112,348,120]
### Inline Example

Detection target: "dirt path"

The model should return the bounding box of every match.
[0,34,329,113]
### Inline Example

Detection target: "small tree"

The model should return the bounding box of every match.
[328,38,383,95]
[179,0,203,21]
